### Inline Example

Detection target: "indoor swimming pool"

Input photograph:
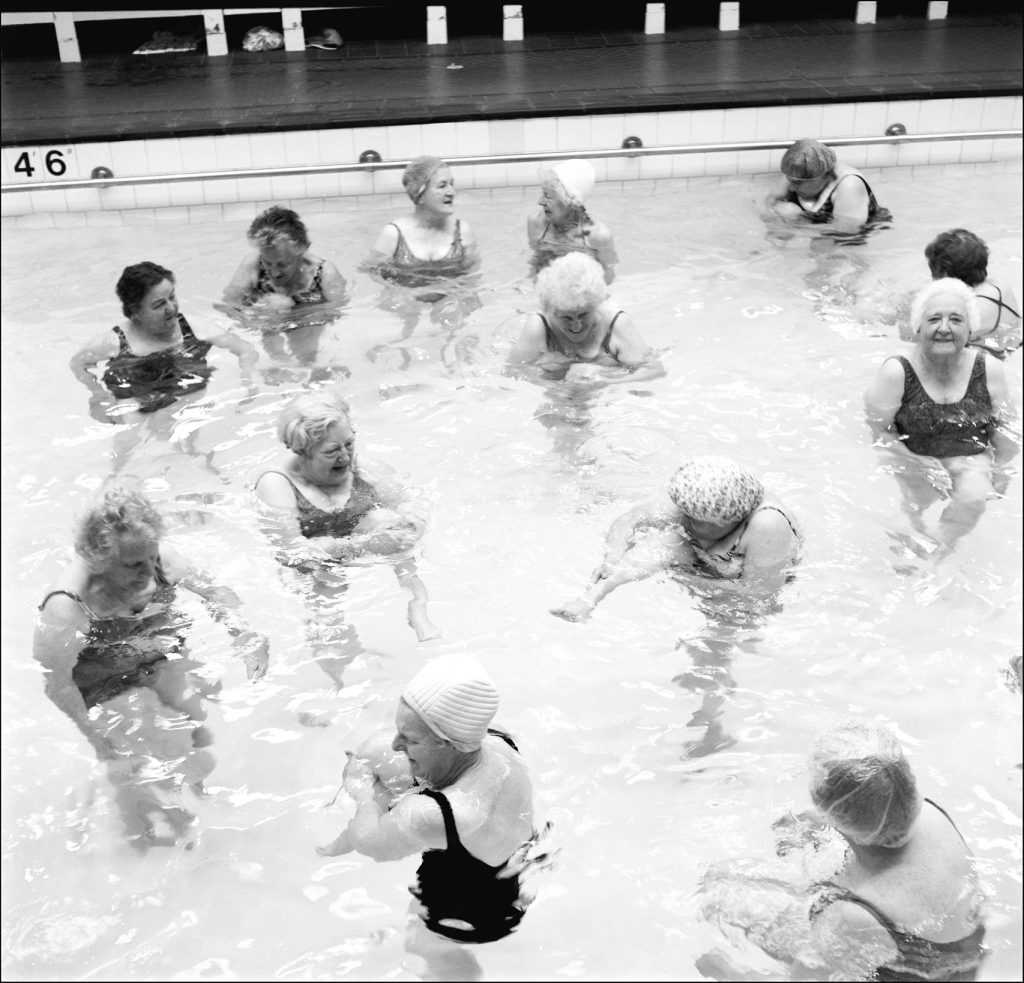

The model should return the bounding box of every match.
[1,160,1021,981]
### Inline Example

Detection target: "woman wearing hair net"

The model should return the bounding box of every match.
[799,720,986,981]
[551,456,800,622]
[765,138,890,230]
[528,158,618,283]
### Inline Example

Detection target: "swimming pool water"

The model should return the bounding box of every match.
[2,162,1021,981]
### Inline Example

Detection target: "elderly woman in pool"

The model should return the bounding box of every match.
[787,719,986,981]
[71,261,258,420]
[765,138,890,231]
[254,392,439,674]
[527,159,618,283]
[552,457,801,621]
[367,156,479,289]
[33,484,268,844]
[925,228,1021,358]
[223,205,347,313]
[509,252,659,384]
[865,278,1018,556]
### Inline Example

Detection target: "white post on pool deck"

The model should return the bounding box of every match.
[927,2,949,19]
[645,3,665,35]
[53,11,81,63]
[203,9,228,56]
[719,2,739,32]
[426,5,447,45]
[856,2,878,25]
[503,5,523,42]
[281,7,305,51]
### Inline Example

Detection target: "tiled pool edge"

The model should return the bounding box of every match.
[3,96,1021,226]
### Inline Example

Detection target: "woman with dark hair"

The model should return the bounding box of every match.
[72,260,257,418]
[925,228,1021,357]
[765,138,890,231]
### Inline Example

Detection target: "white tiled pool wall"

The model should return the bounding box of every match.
[3,95,1021,228]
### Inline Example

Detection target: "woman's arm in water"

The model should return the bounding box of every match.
[588,221,619,284]
[33,592,122,759]
[164,542,269,680]
[69,328,120,423]
[987,357,1020,495]
[222,254,260,306]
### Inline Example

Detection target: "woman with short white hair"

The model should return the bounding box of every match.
[509,252,655,383]
[865,277,1018,556]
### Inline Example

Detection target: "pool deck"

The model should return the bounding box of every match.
[1,11,1022,147]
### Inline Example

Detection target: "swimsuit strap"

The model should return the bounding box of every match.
[754,504,801,540]
[976,284,1021,321]
[258,469,317,512]
[39,589,96,619]
[486,727,520,752]
[419,788,463,853]
[602,310,624,355]
[450,219,462,254]
[111,324,132,356]
[176,312,197,340]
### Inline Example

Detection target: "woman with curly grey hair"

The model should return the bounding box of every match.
[801,719,986,981]
[255,392,438,688]
[33,483,268,846]
[509,252,655,383]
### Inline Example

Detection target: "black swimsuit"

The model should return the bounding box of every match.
[39,558,190,707]
[810,800,986,982]
[412,729,528,944]
[540,311,622,361]
[249,258,327,306]
[101,313,213,411]
[259,470,382,539]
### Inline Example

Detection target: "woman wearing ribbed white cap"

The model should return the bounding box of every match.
[317,655,534,945]
[552,456,801,622]
[528,159,618,283]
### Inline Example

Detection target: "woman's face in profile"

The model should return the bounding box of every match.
[538,181,572,223]
[132,278,179,335]
[420,167,455,214]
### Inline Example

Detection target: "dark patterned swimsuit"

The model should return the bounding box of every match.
[39,558,191,707]
[892,352,994,457]
[101,313,213,411]
[259,470,382,539]
[810,800,986,982]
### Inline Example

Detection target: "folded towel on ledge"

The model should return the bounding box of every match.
[134,31,199,55]
[306,28,342,50]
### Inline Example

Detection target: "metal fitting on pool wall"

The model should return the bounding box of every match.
[885,123,907,136]
[90,166,114,181]
[359,149,382,165]
[622,135,643,158]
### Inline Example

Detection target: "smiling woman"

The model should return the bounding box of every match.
[864,277,1019,557]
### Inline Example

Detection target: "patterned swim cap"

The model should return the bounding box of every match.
[668,457,764,524]
[781,139,837,180]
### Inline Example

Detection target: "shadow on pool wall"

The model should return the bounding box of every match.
[1,154,1021,980]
